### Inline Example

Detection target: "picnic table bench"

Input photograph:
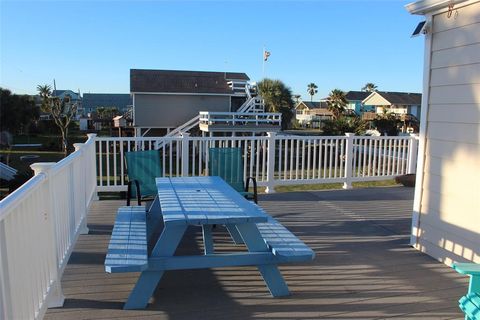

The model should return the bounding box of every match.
[105,176,315,309]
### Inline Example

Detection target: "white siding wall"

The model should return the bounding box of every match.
[415,1,480,264]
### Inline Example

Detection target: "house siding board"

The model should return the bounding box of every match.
[428,103,480,123]
[429,84,480,104]
[416,0,480,265]
[431,22,480,51]
[133,94,229,127]
[430,63,480,87]
[431,42,480,68]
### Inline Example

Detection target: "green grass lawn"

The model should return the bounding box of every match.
[274,179,400,193]
[0,150,64,173]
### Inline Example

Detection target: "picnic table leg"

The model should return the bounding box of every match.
[202,225,214,254]
[236,223,289,297]
[124,224,187,310]
[226,224,244,244]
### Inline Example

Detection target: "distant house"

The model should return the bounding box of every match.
[82,93,132,115]
[131,69,251,135]
[345,91,375,114]
[295,101,333,127]
[52,89,83,116]
[362,91,422,119]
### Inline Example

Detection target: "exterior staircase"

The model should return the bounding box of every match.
[153,81,273,148]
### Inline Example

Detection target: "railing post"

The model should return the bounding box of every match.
[73,143,89,235]
[407,134,419,174]
[343,133,355,189]
[265,132,276,194]
[29,162,66,308]
[181,132,190,177]
[87,133,99,201]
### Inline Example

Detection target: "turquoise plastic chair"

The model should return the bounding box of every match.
[208,148,258,203]
[125,149,162,206]
[453,263,480,320]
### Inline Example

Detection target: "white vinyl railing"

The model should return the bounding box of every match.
[96,133,418,193]
[0,134,97,320]
[199,112,282,128]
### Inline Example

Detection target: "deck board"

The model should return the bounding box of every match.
[44,187,466,320]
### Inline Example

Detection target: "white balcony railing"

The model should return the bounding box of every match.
[0,134,97,320]
[0,132,418,319]
[199,112,282,128]
[95,133,418,193]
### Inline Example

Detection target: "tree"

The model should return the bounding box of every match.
[326,89,348,119]
[37,84,78,156]
[307,83,318,102]
[257,79,295,130]
[0,88,39,135]
[362,83,378,92]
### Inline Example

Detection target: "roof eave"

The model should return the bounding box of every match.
[405,0,471,14]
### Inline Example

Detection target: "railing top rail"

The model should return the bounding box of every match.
[0,174,46,221]
[199,111,281,116]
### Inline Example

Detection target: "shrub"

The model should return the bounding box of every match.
[322,116,367,136]
[373,114,401,136]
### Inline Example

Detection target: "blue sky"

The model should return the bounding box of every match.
[0,0,425,99]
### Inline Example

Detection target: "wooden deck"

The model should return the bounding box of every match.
[45,187,467,320]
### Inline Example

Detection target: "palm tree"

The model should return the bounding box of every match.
[362,83,378,92]
[326,89,348,119]
[257,78,295,129]
[307,83,318,102]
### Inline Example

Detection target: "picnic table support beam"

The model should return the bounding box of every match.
[226,224,244,244]
[124,224,187,310]
[149,252,277,270]
[202,225,214,254]
[236,223,290,297]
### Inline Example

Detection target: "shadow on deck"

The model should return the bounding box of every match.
[45,187,466,320]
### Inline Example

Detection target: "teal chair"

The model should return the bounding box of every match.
[453,263,480,320]
[208,147,258,203]
[125,149,162,207]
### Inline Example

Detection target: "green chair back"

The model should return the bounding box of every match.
[208,148,245,193]
[125,149,162,198]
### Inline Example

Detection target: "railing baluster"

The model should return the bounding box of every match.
[340,138,344,178]
[312,139,317,179]
[120,141,125,185]
[307,139,311,180]
[261,138,266,181]
[295,139,300,179]
[278,138,283,180]
[387,139,392,176]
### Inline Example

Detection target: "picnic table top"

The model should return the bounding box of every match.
[156,176,268,226]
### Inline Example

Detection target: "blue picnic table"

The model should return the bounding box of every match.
[105,176,314,309]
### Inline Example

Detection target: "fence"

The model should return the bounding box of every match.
[96,133,418,193]
[0,134,97,320]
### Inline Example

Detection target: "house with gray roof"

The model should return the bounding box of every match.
[362,91,422,119]
[295,101,333,127]
[82,93,132,115]
[131,69,251,135]
[345,91,376,114]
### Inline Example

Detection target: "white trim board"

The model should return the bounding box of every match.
[406,0,478,14]
[131,91,235,97]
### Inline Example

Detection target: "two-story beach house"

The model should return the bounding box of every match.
[131,69,255,136]
[362,91,422,119]
[294,101,333,127]
[345,91,375,114]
